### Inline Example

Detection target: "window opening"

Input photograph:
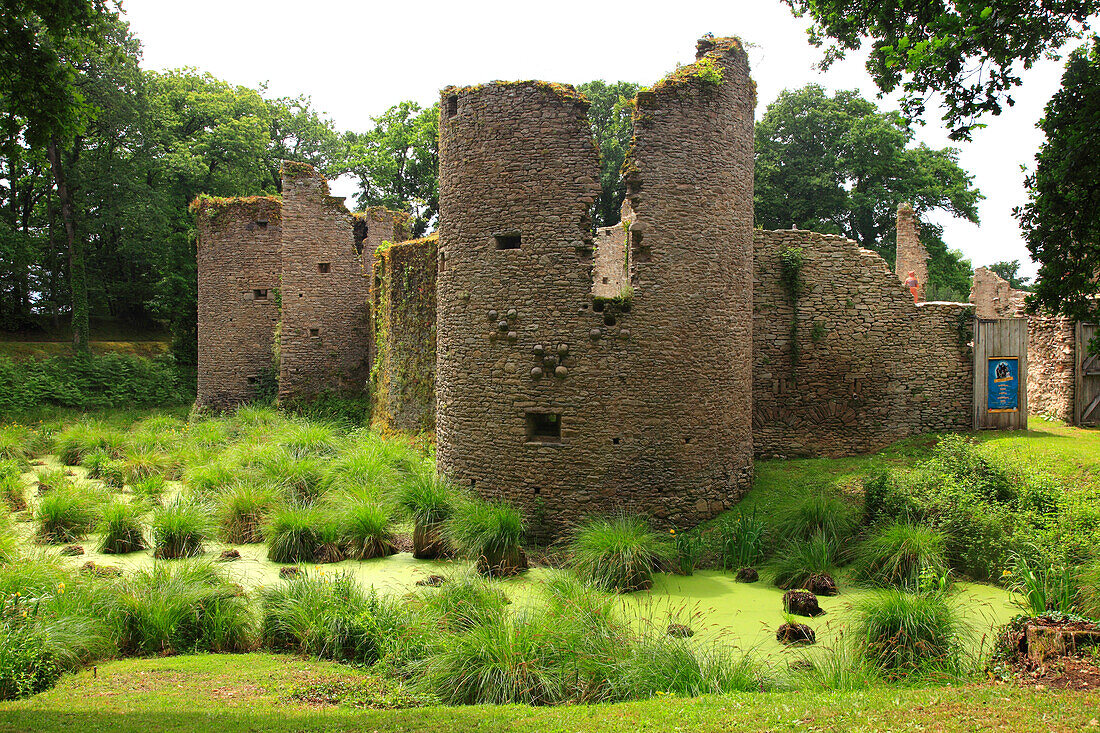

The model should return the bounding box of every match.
[525,412,561,444]
[495,233,521,250]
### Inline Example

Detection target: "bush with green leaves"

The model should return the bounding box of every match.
[445,497,527,577]
[569,514,673,592]
[854,522,947,591]
[151,495,213,559]
[117,562,254,655]
[396,468,453,559]
[261,572,401,664]
[97,499,147,554]
[265,504,323,563]
[772,530,842,591]
[216,482,275,544]
[35,486,100,543]
[852,589,965,679]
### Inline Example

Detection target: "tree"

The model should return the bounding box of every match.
[782,0,1099,140]
[1,0,120,349]
[264,91,349,189]
[755,85,980,295]
[347,102,438,238]
[988,260,1032,291]
[1017,38,1100,322]
[578,81,639,228]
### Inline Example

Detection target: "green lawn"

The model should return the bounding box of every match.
[0,653,1095,733]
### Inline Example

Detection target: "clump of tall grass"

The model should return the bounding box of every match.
[794,640,880,691]
[81,449,125,489]
[34,467,73,495]
[130,474,167,504]
[714,508,765,571]
[774,492,859,544]
[280,422,340,459]
[260,451,325,504]
[324,444,398,494]
[609,634,770,699]
[97,499,147,554]
[337,495,396,560]
[1006,548,1077,616]
[216,482,275,544]
[261,572,403,664]
[0,425,31,467]
[265,504,322,563]
[852,588,965,678]
[1078,559,1100,620]
[35,486,100,543]
[569,514,673,592]
[117,561,254,655]
[122,446,170,484]
[772,530,842,592]
[0,462,27,512]
[151,495,213,559]
[182,460,238,498]
[854,522,947,591]
[55,422,124,466]
[396,468,453,559]
[185,419,230,449]
[414,572,510,631]
[445,497,527,577]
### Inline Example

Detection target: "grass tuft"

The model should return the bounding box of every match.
[569,514,673,592]
[854,522,947,591]
[97,498,147,554]
[151,495,213,559]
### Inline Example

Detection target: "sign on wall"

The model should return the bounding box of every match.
[987,357,1019,413]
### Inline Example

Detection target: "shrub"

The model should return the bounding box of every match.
[216,482,275,544]
[338,496,396,560]
[414,573,510,632]
[117,562,254,654]
[261,572,396,663]
[569,514,673,592]
[446,497,527,577]
[35,487,99,543]
[854,522,947,591]
[772,531,842,591]
[396,468,453,559]
[265,504,322,563]
[774,492,859,544]
[714,508,765,570]
[151,495,213,559]
[852,589,964,678]
[97,499,147,554]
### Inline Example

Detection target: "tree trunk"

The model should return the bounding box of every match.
[46,135,89,351]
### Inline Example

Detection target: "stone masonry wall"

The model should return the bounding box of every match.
[592,223,628,300]
[278,163,397,401]
[971,267,1027,319]
[371,235,438,433]
[436,37,755,535]
[754,229,974,457]
[194,197,281,408]
[895,202,928,300]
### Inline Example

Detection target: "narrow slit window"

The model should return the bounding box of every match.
[256,219,268,230]
[446,95,458,118]
[495,233,521,250]
[525,412,561,444]
[439,252,446,273]
[253,289,268,300]
[318,262,331,274]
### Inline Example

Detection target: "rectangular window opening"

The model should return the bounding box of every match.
[256,220,268,230]
[446,95,458,118]
[309,328,320,338]
[525,412,561,444]
[439,252,446,273]
[253,289,268,300]
[612,437,621,445]
[495,232,522,250]
[318,262,331,274]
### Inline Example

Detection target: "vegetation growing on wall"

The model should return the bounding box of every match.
[778,246,806,370]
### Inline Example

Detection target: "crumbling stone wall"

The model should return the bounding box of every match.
[971,267,1027,318]
[372,235,437,433]
[194,197,282,408]
[895,202,928,300]
[436,37,755,534]
[592,223,628,300]
[753,229,974,457]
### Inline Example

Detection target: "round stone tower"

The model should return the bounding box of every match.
[437,38,755,534]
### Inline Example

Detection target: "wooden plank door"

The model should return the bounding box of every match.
[1077,322,1100,426]
[974,318,1028,430]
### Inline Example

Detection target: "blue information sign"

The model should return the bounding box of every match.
[987,357,1019,413]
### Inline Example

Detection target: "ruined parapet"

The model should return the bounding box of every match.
[436,37,755,534]
[277,162,375,401]
[592,224,629,300]
[753,229,973,457]
[970,267,1027,319]
[193,196,282,408]
[895,202,928,300]
[372,235,438,433]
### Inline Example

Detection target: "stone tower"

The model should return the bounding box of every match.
[435,37,755,533]
[895,202,928,300]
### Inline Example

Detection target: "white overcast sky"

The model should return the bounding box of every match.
[121,0,1083,277]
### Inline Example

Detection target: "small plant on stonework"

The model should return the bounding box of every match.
[673,528,705,576]
[810,321,827,343]
[568,514,673,592]
[693,57,724,85]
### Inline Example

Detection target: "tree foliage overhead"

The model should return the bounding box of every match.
[1017,38,1100,321]
[577,81,640,229]
[988,260,1032,291]
[782,0,1099,140]
[755,85,980,299]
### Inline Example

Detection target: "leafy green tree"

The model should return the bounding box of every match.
[988,260,1032,291]
[578,81,639,228]
[782,0,1099,140]
[347,102,438,238]
[1017,38,1100,321]
[755,85,979,295]
[264,90,349,189]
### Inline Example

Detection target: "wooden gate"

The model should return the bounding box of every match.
[1076,322,1100,426]
[973,318,1028,430]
